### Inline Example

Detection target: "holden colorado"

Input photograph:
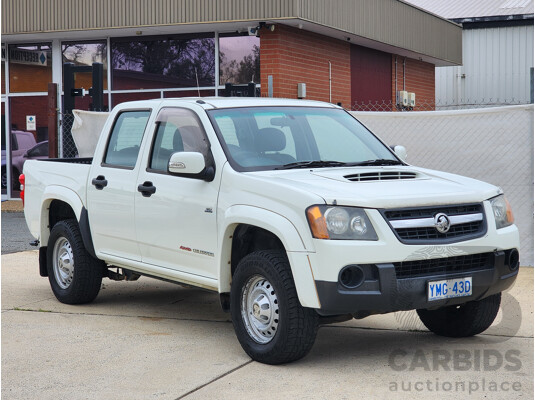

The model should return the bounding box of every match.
[22,98,519,364]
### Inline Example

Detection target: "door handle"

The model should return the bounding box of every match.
[92,175,108,190]
[137,181,156,197]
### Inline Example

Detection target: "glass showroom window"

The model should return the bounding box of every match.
[219,35,260,85]
[111,34,216,90]
[8,44,52,93]
[62,41,108,90]
[5,44,52,196]
[1,46,6,95]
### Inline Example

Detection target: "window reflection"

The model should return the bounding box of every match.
[219,35,260,85]
[62,42,108,90]
[111,35,215,90]
[8,44,52,93]
[2,46,6,94]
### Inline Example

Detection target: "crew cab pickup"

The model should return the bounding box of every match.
[22,98,520,364]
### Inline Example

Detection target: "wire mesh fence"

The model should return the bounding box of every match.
[350,98,528,112]
[351,104,534,266]
[59,113,78,158]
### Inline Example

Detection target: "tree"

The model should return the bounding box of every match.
[112,38,216,87]
[220,44,260,84]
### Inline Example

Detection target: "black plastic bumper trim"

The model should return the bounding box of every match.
[315,250,518,317]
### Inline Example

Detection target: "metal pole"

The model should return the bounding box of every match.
[4,45,12,198]
[394,55,397,94]
[51,39,63,157]
[107,37,112,109]
[214,32,220,97]
[530,67,534,104]
[329,61,332,103]
[403,57,406,91]
[47,83,58,158]
[91,62,104,111]
[63,63,75,114]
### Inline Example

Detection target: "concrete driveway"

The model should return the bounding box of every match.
[2,250,533,400]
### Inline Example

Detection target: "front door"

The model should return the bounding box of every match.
[134,107,220,278]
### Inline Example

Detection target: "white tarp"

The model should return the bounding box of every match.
[71,109,109,157]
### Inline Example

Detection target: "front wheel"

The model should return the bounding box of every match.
[230,250,318,364]
[47,219,103,304]
[417,293,501,337]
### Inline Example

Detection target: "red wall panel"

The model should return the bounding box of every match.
[351,45,392,109]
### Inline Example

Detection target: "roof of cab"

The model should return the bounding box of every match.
[115,97,341,110]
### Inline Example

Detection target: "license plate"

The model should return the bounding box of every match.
[428,277,472,301]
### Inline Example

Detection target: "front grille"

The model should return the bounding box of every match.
[385,204,481,220]
[396,222,481,240]
[394,252,493,279]
[383,203,486,244]
[344,171,417,182]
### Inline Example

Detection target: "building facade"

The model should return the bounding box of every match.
[406,0,534,107]
[1,0,461,198]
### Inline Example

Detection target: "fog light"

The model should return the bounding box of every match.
[339,265,364,289]
[507,249,519,271]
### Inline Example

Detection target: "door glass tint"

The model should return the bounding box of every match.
[104,111,150,168]
[150,108,209,172]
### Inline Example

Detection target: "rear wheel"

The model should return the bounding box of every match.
[230,250,318,364]
[1,167,6,189]
[1,167,20,190]
[47,219,103,304]
[417,293,501,337]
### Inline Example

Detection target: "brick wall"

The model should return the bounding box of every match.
[260,24,351,108]
[391,56,435,110]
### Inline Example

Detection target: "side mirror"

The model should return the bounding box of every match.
[168,152,206,175]
[393,145,408,163]
[23,152,29,158]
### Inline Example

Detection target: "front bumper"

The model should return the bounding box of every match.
[315,250,518,317]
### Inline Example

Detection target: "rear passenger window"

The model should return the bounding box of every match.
[104,111,150,168]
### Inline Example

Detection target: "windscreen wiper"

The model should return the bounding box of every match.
[276,160,347,170]
[347,159,404,166]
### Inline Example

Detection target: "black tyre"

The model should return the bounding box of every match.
[230,250,319,365]
[47,219,103,304]
[417,293,501,337]
[1,167,6,189]
[11,168,20,191]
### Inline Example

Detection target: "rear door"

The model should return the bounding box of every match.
[87,109,152,261]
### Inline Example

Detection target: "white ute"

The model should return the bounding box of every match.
[22,98,520,364]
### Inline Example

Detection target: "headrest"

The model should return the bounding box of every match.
[172,129,184,152]
[256,128,286,152]
[179,125,203,151]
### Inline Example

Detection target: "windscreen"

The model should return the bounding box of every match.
[207,106,399,171]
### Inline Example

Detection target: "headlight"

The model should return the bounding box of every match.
[489,195,514,229]
[306,205,378,240]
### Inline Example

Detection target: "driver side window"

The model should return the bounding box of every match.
[149,108,210,173]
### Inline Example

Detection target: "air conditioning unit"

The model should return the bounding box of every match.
[408,92,416,108]
[396,91,409,107]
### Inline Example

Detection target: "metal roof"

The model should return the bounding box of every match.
[1,0,462,66]
[403,0,534,19]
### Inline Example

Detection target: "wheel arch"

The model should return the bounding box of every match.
[40,186,96,258]
[218,206,320,309]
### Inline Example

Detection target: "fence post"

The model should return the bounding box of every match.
[47,83,58,158]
